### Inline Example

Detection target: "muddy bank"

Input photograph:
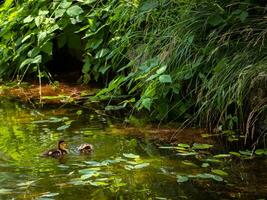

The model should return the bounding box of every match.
[0,82,98,104]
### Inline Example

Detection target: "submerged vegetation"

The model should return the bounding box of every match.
[0,0,266,144]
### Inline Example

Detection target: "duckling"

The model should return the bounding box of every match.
[77,143,93,154]
[43,140,68,158]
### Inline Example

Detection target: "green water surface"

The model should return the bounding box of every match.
[0,99,266,200]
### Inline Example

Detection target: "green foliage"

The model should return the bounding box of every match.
[0,0,266,136]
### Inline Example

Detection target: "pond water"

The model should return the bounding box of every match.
[0,98,266,200]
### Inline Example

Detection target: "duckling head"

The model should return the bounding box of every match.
[58,140,68,152]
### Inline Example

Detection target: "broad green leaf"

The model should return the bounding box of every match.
[140,1,158,12]
[82,56,92,73]
[85,38,103,50]
[239,11,248,22]
[159,74,172,83]
[41,41,52,55]
[37,31,47,45]
[208,15,224,26]
[55,9,66,18]
[141,98,152,111]
[23,15,34,23]
[66,5,84,17]
[59,1,72,9]
[20,55,42,69]
[156,65,167,74]
[38,10,49,16]
[176,175,189,183]
[27,48,40,58]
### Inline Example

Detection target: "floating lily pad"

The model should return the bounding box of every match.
[211,169,228,176]
[177,143,190,148]
[192,143,213,150]
[123,153,140,159]
[213,154,231,158]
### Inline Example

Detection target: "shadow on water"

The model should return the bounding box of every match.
[0,98,266,199]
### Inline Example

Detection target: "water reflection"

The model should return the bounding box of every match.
[0,99,266,199]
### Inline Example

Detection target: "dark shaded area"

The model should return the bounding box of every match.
[46,44,83,83]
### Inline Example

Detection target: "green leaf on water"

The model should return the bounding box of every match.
[195,173,223,182]
[181,161,198,167]
[159,146,176,149]
[239,150,252,156]
[229,151,241,157]
[255,149,267,156]
[211,169,228,176]
[123,153,140,159]
[213,154,231,158]
[178,143,190,148]
[176,152,197,156]
[192,143,213,150]
[134,163,150,169]
[204,158,222,163]
[79,168,101,174]
[80,173,99,180]
[176,175,189,183]
[56,124,70,131]
[88,181,109,186]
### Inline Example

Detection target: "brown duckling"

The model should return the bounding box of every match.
[77,143,93,154]
[43,140,68,158]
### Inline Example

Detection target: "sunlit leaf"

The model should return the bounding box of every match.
[176,175,189,183]
[159,74,172,83]
[66,5,84,17]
